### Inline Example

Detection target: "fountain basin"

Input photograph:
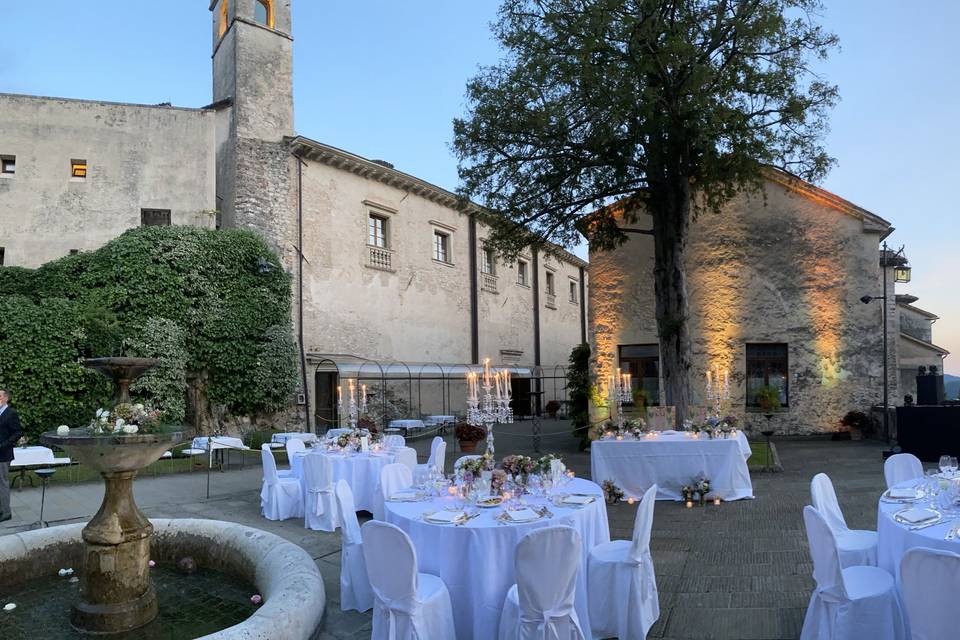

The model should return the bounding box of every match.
[0,519,326,639]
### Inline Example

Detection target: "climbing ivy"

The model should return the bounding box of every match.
[0,226,298,437]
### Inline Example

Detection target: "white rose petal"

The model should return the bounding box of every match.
[122,425,139,434]
[57,425,70,436]
[115,418,125,428]
[3,603,15,611]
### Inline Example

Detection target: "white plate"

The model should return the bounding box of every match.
[424,512,468,525]
[894,507,941,526]
[503,508,541,523]
[476,497,504,509]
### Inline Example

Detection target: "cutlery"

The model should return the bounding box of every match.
[909,516,952,531]
[455,513,481,526]
[946,524,959,540]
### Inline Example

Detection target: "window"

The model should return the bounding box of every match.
[71,159,87,179]
[545,271,555,295]
[141,209,171,226]
[0,247,4,266]
[218,0,229,38]
[368,213,388,248]
[619,344,660,406]
[0,156,14,175]
[569,280,578,303]
[433,230,450,263]
[254,0,272,27]
[69,249,79,255]
[517,260,528,286]
[481,248,495,275]
[746,343,789,408]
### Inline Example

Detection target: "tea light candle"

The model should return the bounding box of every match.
[627,497,635,505]
[448,485,458,496]
[616,434,624,441]
[713,496,722,506]
[685,500,694,509]
[567,470,575,480]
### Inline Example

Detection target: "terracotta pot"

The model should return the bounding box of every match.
[459,439,479,453]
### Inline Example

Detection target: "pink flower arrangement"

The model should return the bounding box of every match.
[250,594,263,605]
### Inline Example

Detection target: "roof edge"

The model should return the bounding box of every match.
[901,332,950,356]
[0,92,212,114]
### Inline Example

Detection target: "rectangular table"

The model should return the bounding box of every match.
[11,446,72,488]
[590,432,754,501]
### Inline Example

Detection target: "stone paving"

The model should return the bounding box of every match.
[0,422,891,639]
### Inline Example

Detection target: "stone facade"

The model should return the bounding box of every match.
[896,298,948,400]
[0,94,217,267]
[589,172,899,435]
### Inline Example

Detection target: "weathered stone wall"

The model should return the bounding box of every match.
[899,306,934,343]
[589,178,892,434]
[0,94,216,267]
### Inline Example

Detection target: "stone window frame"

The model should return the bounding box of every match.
[544,269,556,295]
[568,277,579,304]
[516,258,530,287]
[70,159,88,181]
[0,155,14,176]
[429,220,456,267]
[481,246,496,276]
[363,200,397,273]
[254,0,274,28]
[745,342,790,409]
[141,209,172,227]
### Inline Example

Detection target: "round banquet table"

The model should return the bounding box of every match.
[384,477,610,640]
[291,447,414,513]
[590,431,753,501]
[877,478,960,582]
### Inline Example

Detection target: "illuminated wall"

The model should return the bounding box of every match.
[589,174,892,434]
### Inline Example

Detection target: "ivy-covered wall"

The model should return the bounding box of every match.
[0,226,299,441]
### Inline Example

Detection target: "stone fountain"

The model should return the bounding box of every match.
[41,357,186,634]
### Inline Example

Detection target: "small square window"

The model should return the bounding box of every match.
[368,213,388,248]
[1,156,15,174]
[141,209,171,226]
[433,230,450,263]
[569,280,578,303]
[517,260,528,286]
[69,249,79,255]
[71,159,87,179]
[481,248,495,275]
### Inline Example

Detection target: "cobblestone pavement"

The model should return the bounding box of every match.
[0,422,890,639]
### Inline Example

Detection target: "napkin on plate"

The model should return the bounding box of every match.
[389,489,420,501]
[897,507,938,524]
[888,487,918,499]
[506,508,540,522]
[563,494,595,505]
[427,510,466,524]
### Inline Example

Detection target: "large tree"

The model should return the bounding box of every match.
[454,0,838,422]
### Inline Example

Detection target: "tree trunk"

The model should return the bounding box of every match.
[650,180,693,426]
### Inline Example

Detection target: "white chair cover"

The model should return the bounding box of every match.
[497,525,585,640]
[303,454,340,532]
[384,434,406,448]
[260,447,303,520]
[361,520,456,640]
[375,463,414,520]
[883,453,923,490]
[587,484,659,639]
[394,447,418,473]
[336,479,374,613]
[800,506,908,640]
[810,473,877,567]
[286,438,306,458]
[900,547,960,640]
[414,439,447,484]
[261,443,293,477]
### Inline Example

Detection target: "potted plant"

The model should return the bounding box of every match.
[455,422,485,453]
[840,410,873,441]
[632,388,650,417]
[544,400,562,419]
[755,386,782,415]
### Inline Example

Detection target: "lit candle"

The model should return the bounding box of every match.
[706,369,712,395]
[484,358,491,387]
[448,485,457,496]
[713,496,722,506]
[337,385,342,407]
[627,497,635,505]
[686,500,694,509]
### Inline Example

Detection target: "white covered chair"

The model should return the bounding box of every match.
[810,473,878,567]
[375,463,414,520]
[900,547,960,640]
[394,447,418,473]
[286,437,306,458]
[335,479,374,613]
[384,434,405,448]
[261,443,293,478]
[302,454,339,532]
[587,484,659,639]
[260,447,303,521]
[497,525,585,640]
[361,520,456,640]
[884,453,923,490]
[800,506,907,640]
[413,437,446,485]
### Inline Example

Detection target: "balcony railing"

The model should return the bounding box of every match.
[481,273,498,293]
[545,292,557,309]
[368,246,393,271]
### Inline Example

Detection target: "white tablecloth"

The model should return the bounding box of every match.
[877,479,960,582]
[424,415,456,425]
[291,447,414,513]
[11,446,56,467]
[191,436,248,451]
[384,478,610,639]
[388,419,426,432]
[591,431,753,501]
[271,432,319,445]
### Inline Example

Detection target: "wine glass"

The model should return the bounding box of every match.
[927,472,942,510]
[950,457,959,476]
[940,456,951,475]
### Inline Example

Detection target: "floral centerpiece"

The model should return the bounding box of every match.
[500,454,537,477]
[596,418,647,440]
[681,485,695,502]
[88,403,163,435]
[602,480,624,505]
[537,453,563,474]
[459,452,495,482]
[695,477,711,505]
[333,427,380,452]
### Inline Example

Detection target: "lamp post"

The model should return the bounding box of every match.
[860,241,911,444]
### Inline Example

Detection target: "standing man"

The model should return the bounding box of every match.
[0,389,22,522]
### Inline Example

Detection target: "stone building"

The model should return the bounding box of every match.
[0,0,588,428]
[896,294,949,400]
[588,169,944,435]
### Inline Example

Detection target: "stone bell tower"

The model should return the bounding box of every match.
[210,0,294,256]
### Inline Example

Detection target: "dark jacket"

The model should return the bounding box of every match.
[0,405,23,463]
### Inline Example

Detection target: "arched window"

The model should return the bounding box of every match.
[218,0,229,39]
[254,0,273,27]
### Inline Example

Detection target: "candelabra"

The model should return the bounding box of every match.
[339,380,368,430]
[609,368,632,430]
[466,360,514,456]
[705,366,730,418]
